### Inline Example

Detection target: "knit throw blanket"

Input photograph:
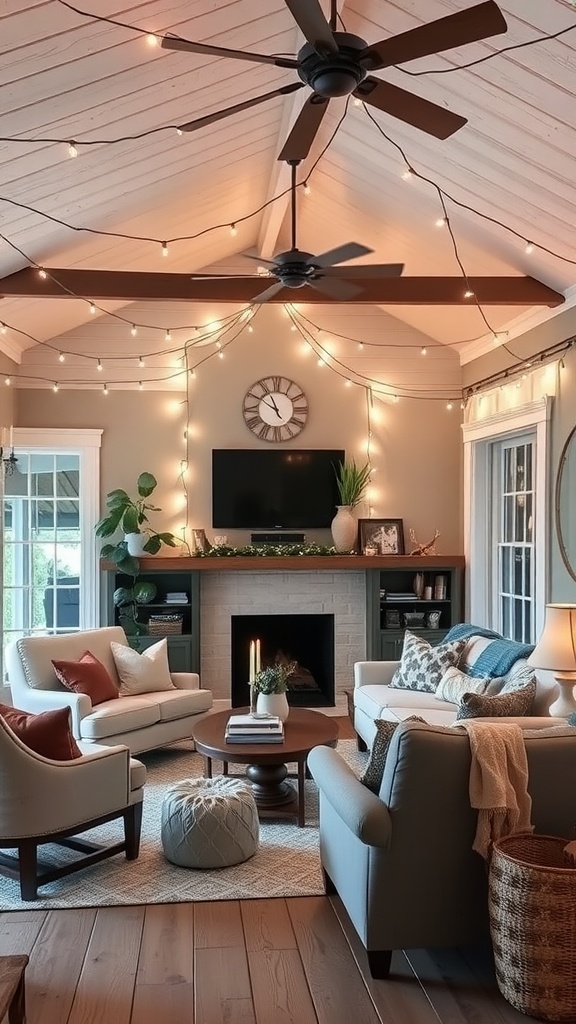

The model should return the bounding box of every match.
[443,624,535,678]
[458,720,533,859]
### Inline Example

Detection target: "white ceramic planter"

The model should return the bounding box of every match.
[330,505,357,553]
[256,692,289,722]
[125,532,148,557]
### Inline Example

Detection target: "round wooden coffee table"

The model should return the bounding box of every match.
[192,707,339,827]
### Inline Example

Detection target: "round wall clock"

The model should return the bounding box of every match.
[243,376,309,442]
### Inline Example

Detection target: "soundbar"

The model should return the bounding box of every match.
[251,532,305,545]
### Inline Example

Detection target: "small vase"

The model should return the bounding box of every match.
[256,692,289,722]
[331,505,357,553]
[125,532,148,557]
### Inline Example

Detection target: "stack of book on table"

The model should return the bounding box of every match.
[225,714,284,744]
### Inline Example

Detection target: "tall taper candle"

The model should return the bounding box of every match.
[249,640,255,683]
[255,638,261,675]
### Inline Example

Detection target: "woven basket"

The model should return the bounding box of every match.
[489,834,576,1022]
[147,613,183,636]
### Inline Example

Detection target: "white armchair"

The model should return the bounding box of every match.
[0,714,145,900]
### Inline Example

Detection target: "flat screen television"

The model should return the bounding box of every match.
[212,449,345,529]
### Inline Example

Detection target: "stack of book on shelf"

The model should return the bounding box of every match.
[225,714,284,744]
[386,592,417,601]
[165,592,188,604]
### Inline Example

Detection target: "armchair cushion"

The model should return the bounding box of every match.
[51,651,118,706]
[389,631,467,693]
[111,638,175,695]
[0,703,82,760]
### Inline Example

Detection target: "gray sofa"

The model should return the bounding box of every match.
[6,627,213,755]
[309,719,576,978]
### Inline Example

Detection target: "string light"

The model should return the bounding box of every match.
[247,323,253,333]
[189,369,196,379]
[464,289,474,299]
[138,356,145,367]
[0,324,6,334]
[131,324,137,337]
[303,181,311,196]
[4,377,11,386]
[89,302,96,314]
[524,241,534,255]
[218,350,224,359]
[97,359,103,372]
[103,383,109,395]
[229,223,238,237]
[401,166,414,180]
[146,33,159,46]
[161,241,169,257]
[435,217,447,228]
[138,380,144,390]
[165,329,171,341]
[446,401,453,410]
[52,381,59,392]
[421,346,427,356]
[58,352,65,362]
[68,142,78,158]
[37,267,47,279]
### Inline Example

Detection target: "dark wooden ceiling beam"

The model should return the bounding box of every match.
[0,268,564,306]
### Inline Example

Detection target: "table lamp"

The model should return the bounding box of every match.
[527,604,576,717]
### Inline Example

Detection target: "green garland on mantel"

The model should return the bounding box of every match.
[196,543,340,557]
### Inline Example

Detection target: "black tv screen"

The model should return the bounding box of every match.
[212,449,345,529]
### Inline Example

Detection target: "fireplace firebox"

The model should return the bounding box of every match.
[231,614,335,708]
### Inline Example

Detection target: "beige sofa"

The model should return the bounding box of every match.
[353,633,564,748]
[6,627,213,755]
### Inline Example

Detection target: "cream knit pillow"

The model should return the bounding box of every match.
[111,638,174,695]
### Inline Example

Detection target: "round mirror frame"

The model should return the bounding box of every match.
[555,423,576,583]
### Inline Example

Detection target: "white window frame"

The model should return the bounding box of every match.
[462,397,552,638]
[6,428,102,630]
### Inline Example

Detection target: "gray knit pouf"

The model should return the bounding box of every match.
[161,776,259,869]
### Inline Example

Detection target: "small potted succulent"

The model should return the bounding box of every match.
[252,661,297,721]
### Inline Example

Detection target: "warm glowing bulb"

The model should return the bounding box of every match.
[38,267,47,279]
[247,324,253,333]
[131,325,137,337]
[358,342,364,350]
[176,127,183,136]
[53,382,59,392]
[421,346,427,356]
[4,377,11,386]
[147,33,159,46]
[218,350,224,359]
[318,358,325,367]
[68,142,78,158]
[165,329,172,341]
[353,96,362,107]
[138,356,145,367]
[345,380,352,387]
[89,302,96,314]
[303,182,311,196]
[97,359,103,372]
[401,167,413,180]
[139,381,144,390]
[290,324,297,332]
[446,401,453,410]
[161,241,169,257]
[229,223,238,237]
[0,323,6,334]
[464,289,474,299]
[58,352,65,362]
[435,217,446,228]
[103,383,109,395]
[525,241,534,255]
[189,368,196,379]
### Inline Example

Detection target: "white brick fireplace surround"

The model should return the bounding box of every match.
[200,571,366,709]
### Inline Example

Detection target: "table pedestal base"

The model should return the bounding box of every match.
[246,762,294,808]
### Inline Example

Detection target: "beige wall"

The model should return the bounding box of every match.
[0,355,17,447]
[464,309,576,602]
[15,304,463,553]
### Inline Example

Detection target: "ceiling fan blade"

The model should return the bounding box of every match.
[161,33,298,69]
[242,255,278,268]
[323,263,405,278]
[180,83,305,133]
[308,276,362,300]
[278,95,330,162]
[360,1,507,71]
[311,243,373,269]
[251,281,285,303]
[355,77,467,139]
[284,0,338,55]
[190,274,257,280]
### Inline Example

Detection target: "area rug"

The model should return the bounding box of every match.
[0,739,366,910]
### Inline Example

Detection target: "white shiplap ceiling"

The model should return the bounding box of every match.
[2,0,576,391]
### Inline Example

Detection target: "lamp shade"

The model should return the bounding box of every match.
[527,604,576,672]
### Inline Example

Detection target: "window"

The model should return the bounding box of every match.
[463,395,552,641]
[1,429,101,660]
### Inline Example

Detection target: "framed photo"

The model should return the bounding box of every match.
[358,518,405,556]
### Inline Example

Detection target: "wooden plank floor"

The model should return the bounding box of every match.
[0,718,543,1023]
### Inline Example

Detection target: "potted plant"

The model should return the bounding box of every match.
[252,661,297,721]
[331,459,371,552]
[96,472,179,636]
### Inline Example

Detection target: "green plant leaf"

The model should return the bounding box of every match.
[106,489,131,508]
[334,460,371,508]
[157,533,178,547]
[95,505,124,537]
[121,506,140,534]
[133,580,157,604]
[113,586,134,607]
[144,535,162,555]
[100,544,116,558]
[137,472,157,498]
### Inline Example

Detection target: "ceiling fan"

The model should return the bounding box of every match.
[162,0,507,161]
[190,161,404,302]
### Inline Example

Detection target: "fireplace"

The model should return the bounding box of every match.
[231,614,335,708]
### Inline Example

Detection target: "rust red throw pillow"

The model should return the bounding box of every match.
[0,703,82,760]
[52,650,118,706]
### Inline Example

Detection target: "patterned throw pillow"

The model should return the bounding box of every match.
[455,678,537,720]
[435,666,490,704]
[360,716,426,793]
[389,631,468,693]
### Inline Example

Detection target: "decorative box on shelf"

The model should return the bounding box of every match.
[147,613,184,636]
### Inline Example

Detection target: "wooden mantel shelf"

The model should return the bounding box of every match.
[102,555,465,572]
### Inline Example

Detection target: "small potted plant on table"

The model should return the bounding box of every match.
[252,661,297,722]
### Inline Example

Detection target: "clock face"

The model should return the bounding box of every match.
[243,376,309,442]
